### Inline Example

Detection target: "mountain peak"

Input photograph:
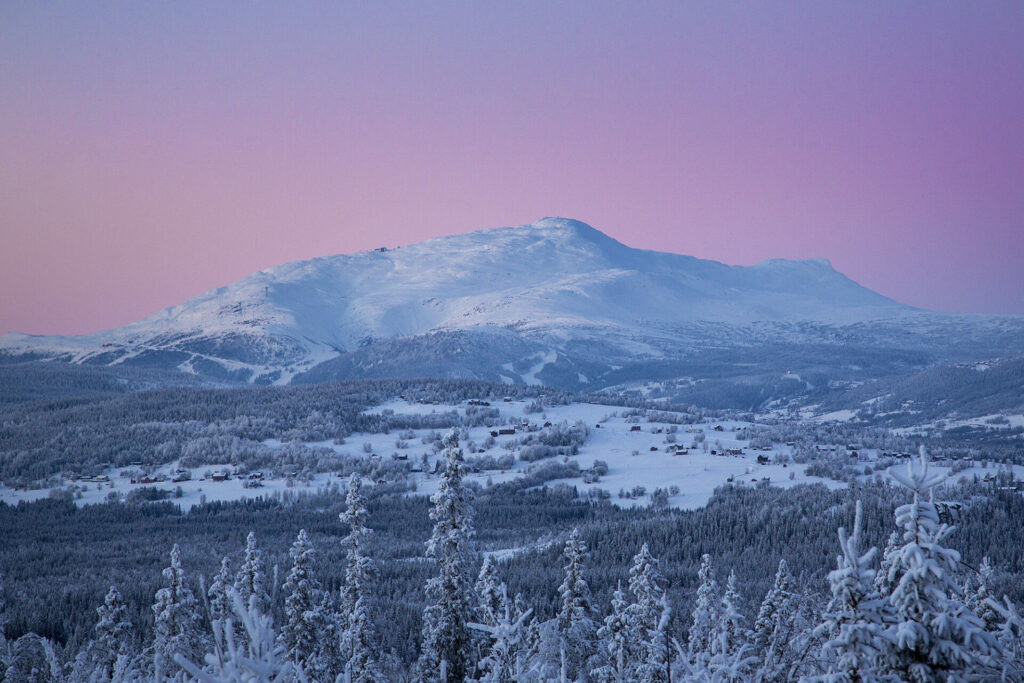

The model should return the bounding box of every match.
[516,217,628,256]
[529,216,600,234]
[754,256,835,270]
[1,217,932,385]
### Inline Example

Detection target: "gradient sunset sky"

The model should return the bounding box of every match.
[2,2,1022,336]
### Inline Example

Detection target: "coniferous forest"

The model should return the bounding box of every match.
[2,429,1024,682]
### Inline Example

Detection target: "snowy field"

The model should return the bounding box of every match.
[5,398,1002,512]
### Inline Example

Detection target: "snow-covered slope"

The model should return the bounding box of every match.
[2,218,1020,386]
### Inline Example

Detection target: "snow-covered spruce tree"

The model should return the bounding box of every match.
[594,583,629,683]
[152,544,205,680]
[688,553,720,661]
[0,573,8,683]
[473,556,506,672]
[279,529,331,679]
[339,472,381,683]
[752,559,794,647]
[711,571,749,663]
[675,570,754,683]
[476,556,505,630]
[235,532,271,617]
[879,447,1000,681]
[627,543,670,683]
[751,559,800,680]
[968,556,1000,634]
[557,528,598,681]
[0,572,6,640]
[814,500,892,683]
[87,585,134,680]
[208,557,233,626]
[515,593,544,679]
[470,584,536,683]
[643,594,671,683]
[417,429,477,683]
[176,587,300,683]
[4,632,64,683]
[990,596,1024,678]
[873,531,900,598]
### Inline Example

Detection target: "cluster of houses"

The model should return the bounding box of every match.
[128,469,190,485]
[488,419,548,438]
[70,474,110,484]
[122,467,269,485]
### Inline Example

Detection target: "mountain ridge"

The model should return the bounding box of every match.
[2,218,1021,392]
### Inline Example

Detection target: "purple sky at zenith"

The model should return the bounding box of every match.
[1,2,1022,335]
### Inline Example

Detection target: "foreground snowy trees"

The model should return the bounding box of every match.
[5,448,1024,682]
[557,529,597,681]
[418,430,477,683]
[814,501,890,683]
[152,544,206,680]
[877,450,1000,681]
[279,529,332,679]
[339,473,381,683]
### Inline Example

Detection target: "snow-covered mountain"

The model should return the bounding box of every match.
[3,218,1022,389]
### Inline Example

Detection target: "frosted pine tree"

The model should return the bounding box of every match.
[89,585,134,680]
[594,583,629,683]
[991,596,1024,678]
[516,594,544,679]
[0,573,7,682]
[641,594,671,683]
[557,528,597,681]
[969,556,1000,633]
[685,570,753,682]
[712,571,748,661]
[752,559,795,649]
[627,544,670,683]
[417,429,477,683]
[473,556,506,674]
[176,587,300,683]
[873,531,900,598]
[470,584,536,683]
[751,559,799,679]
[152,544,204,680]
[879,448,1000,681]
[815,500,891,683]
[208,557,233,626]
[688,553,720,661]
[339,473,381,683]
[235,532,271,617]
[476,556,505,629]
[279,529,330,679]
[0,572,6,642]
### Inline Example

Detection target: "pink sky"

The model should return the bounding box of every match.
[1,2,1022,336]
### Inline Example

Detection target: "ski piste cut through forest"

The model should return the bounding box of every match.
[2,433,1023,682]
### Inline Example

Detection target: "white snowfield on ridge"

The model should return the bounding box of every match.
[0,217,933,382]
